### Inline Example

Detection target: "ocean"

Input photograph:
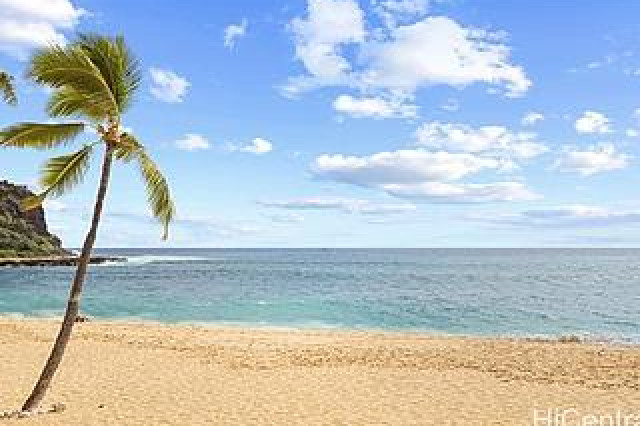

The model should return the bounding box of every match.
[1,248,639,342]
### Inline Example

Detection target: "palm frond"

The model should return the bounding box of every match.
[136,149,175,239]
[0,122,84,150]
[22,145,94,211]
[27,44,118,119]
[0,71,17,105]
[75,34,141,113]
[46,87,106,121]
[113,132,143,162]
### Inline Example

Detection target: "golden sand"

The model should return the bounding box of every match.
[0,319,639,425]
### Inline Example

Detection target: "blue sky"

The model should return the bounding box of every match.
[2,0,640,247]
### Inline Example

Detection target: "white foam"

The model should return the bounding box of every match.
[123,255,210,265]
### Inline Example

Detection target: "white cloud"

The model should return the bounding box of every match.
[228,137,273,154]
[224,19,247,49]
[149,68,190,103]
[554,143,629,175]
[479,205,640,228]
[289,0,365,82]
[0,0,86,58]
[259,197,416,215]
[415,121,547,159]
[285,3,530,106]
[574,111,611,134]
[373,0,429,29]
[244,138,273,154]
[175,133,210,151]
[332,94,417,118]
[311,144,539,203]
[521,112,544,126]
[312,149,506,185]
[382,181,539,203]
[362,17,531,97]
[626,129,638,138]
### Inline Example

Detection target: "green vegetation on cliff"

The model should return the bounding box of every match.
[0,180,67,258]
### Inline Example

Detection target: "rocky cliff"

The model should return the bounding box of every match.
[0,180,68,257]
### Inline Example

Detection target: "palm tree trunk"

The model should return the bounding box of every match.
[22,144,115,412]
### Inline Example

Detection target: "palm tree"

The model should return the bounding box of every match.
[0,70,17,105]
[0,34,175,412]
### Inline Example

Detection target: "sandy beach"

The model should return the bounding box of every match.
[0,319,639,425]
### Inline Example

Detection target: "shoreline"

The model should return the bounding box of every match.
[1,318,639,424]
[0,255,126,267]
[1,314,636,347]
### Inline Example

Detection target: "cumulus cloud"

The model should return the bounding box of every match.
[310,141,541,203]
[175,133,210,151]
[382,181,539,203]
[224,19,247,49]
[289,0,365,82]
[332,94,417,118]
[284,2,531,107]
[228,137,273,154]
[521,112,544,126]
[149,68,190,103]
[259,196,416,215]
[554,143,629,176]
[362,17,530,97]
[312,149,507,185]
[0,0,86,58]
[478,205,640,228]
[574,111,611,134]
[415,121,547,159]
[243,138,273,154]
[373,0,429,29]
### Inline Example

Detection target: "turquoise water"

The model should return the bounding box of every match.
[1,248,639,342]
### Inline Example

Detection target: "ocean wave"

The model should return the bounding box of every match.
[98,255,211,266]
[0,310,63,321]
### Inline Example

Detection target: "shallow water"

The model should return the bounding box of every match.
[1,248,639,342]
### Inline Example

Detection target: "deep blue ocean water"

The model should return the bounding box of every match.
[1,248,639,342]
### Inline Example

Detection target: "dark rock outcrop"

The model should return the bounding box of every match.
[0,180,68,257]
[0,255,123,267]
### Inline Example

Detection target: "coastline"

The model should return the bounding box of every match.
[0,256,125,267]
[1,319,639,424]
[4,313,636,346]
[4,311,637,346]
